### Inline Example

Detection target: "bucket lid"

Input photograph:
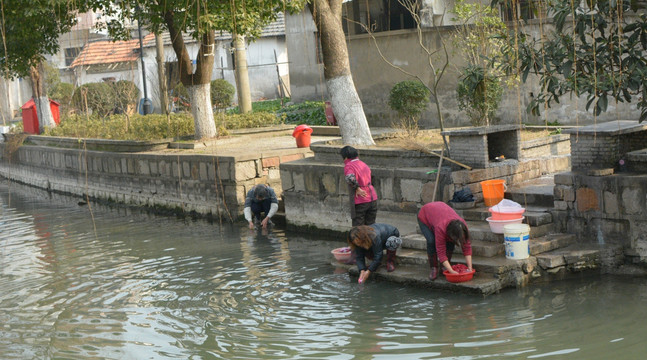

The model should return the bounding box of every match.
[503,223,530,232]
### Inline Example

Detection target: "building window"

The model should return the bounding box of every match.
[500,0,539,22]
[342,0,417,36]
[64,47,81,67]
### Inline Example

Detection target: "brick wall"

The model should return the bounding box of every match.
[450,135,488,169]
[570,130,647,170]
[521,134,570,159]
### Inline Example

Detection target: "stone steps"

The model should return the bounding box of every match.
[398,233,574,263]
[333,261,504,295]
[331,241,607,296]
[504,175,555,207]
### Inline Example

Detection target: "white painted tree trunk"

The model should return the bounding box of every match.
[34,96,56,132]
[188,83,217,139]
[327,75,374,145]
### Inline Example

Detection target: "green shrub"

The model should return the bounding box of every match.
[215,112,284,132]
[44,113,195,140]
[112,80,140,115]
[72,82,116,117]
[456,65,503,126]
[210,79,236,110]
[42,111,286,140]
[48,82,74,106]
[388,80,430,136]
[228,98,291,114]
[276,101,326,125]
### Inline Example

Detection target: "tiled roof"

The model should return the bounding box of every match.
[70,33,155,68]
[153,12,285,47]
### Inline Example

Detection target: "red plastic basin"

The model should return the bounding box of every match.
[443,264,476,283]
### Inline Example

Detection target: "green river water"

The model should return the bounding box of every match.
[0,181,645,359]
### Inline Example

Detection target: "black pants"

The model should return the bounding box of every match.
[251,198,272,221]
[352,200,378,226]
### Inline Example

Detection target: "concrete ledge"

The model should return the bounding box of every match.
[22,135,172,152]
[564,120,647,136]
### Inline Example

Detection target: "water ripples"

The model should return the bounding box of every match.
[2,183,647,359]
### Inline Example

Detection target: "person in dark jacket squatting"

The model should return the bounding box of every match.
[244,184,279,229]
[417,201,473,280]
[348,223,402,283]
[341,145,378,226]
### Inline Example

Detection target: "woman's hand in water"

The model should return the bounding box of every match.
[358,270,371,283]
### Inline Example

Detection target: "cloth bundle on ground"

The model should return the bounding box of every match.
[452,187,474,203]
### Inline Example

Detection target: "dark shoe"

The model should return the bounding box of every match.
[430,267,439,280]
[386,250,396,272]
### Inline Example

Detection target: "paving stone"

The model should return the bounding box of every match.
[536,254,566,269]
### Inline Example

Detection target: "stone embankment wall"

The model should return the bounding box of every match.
[553,171,647,263]
[280,134,571,232]
[555,122,647,263]
[0,143,307,219]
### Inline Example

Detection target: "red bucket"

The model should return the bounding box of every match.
[292,124,313,148]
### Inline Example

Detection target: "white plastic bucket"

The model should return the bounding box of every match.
[503,223,530,260]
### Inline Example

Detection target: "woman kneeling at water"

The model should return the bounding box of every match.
[417,201,473,280]
[348,223,402,283]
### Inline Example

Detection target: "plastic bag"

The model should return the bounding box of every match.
[490,199,522,212]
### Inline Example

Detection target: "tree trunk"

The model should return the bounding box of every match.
[234,35,253,114]
[165,10,217,139]
[29,62,56,133]
[188,83,214,140]
[155,33,169,115]
[309,0,374,145]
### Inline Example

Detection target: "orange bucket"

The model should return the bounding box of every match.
[480,179,506,207]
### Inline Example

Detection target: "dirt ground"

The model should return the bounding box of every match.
[375,128,553,150]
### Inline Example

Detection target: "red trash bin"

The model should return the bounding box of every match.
[292,124,313,148]
[21,98,61,135]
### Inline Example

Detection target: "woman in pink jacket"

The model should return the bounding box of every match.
[417,201,473,280]
[341,146,378,226]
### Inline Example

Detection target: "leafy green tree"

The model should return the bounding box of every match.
[0,0,80,131]
[452,0,508,126]
[499,0,647,122]
[210,79,236,111]
[457,65,504,126]
[388,80,430,136]
[87,0,306,139]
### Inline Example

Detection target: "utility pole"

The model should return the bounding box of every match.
[137,16,152,114]
[155,33,169,115]
[233,34,252,113]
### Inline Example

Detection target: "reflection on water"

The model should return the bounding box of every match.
[0,181,646,359]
